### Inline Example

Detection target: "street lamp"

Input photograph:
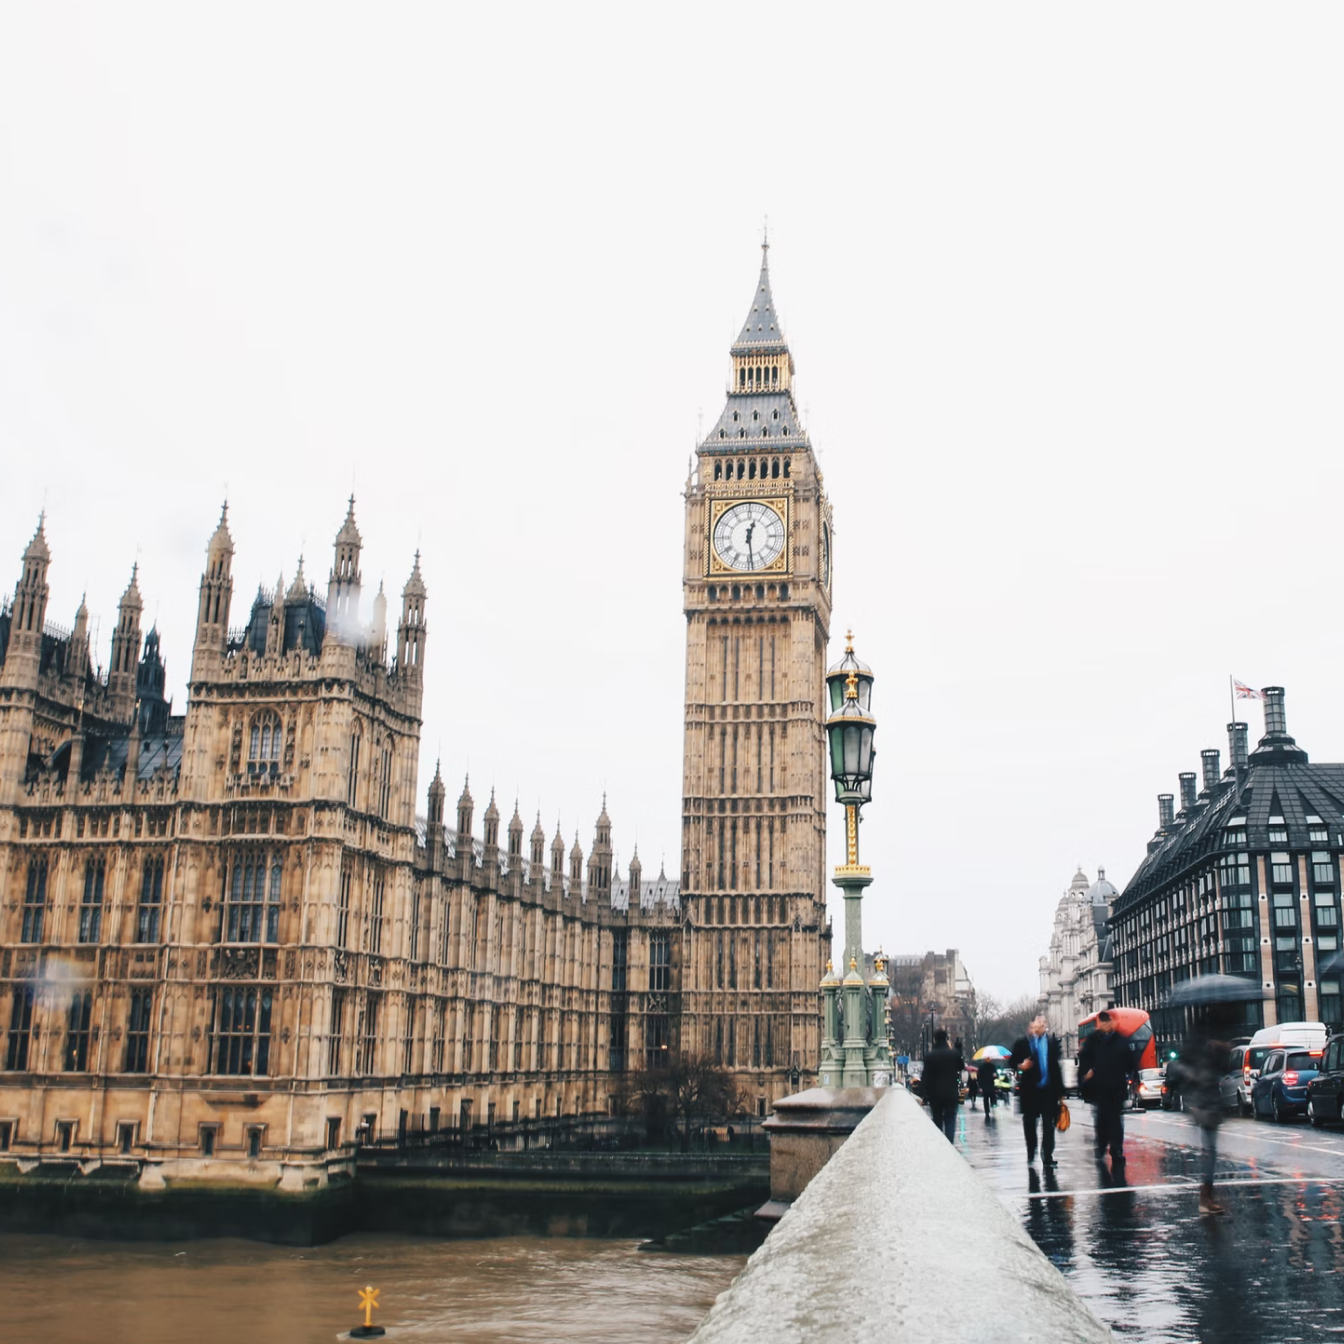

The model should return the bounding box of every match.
[818,632,891,1090]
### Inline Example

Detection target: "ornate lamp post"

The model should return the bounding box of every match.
[819,633,892,1089]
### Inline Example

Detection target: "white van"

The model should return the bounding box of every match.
[1250,1022,1328,1053]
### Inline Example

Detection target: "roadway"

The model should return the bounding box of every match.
[948,1096,1344,1342]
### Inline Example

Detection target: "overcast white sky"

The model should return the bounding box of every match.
[3,4,1343,999]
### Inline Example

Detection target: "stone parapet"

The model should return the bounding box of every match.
[691,1088,1111,1344]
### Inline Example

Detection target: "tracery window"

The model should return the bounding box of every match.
[137,857,165,943]
[223,851,281,943]
[21,859,47,944]
[211,986,272,1076]
[248,710,282,776]
[5,988,34,1070]
[65,992,93,1071]
[79,860,105,944]
[124,990,152,1073]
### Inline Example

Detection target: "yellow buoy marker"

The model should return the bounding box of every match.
[351,1284,385,1338]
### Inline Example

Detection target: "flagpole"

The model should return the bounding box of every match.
[1229,674,1236,734]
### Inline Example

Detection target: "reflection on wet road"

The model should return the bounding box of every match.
[955,1099,1344,1342]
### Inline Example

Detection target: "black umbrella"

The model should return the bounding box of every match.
[1162,973,1268,1008]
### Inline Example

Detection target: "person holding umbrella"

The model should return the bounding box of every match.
[1163,972,1267,1215]
[972,1045,1008,1116]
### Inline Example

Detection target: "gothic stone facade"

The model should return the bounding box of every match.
[0,505,679,1186]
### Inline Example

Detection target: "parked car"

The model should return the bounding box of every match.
[1252,1047,1323,1122]
[1134,1067,1166,1110]
[1220,1044,1257,1115]
[1307,1034,1344,1127]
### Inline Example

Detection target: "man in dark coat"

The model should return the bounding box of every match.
[1010,1014,1066,1167]
[976,1055,998,1114]
[1079,1010,1136,1166]
[921,1028,963,1143]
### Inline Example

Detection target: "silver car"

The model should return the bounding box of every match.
[1220,1044,1272,1115]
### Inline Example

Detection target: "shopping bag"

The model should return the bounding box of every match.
[1057,1101,1071,1132]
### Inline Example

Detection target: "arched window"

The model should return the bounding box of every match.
[248,711,282,776]
[772,458,779,478]
[714,461,722,480]
[378,738,394,819]
[748,459,757,480]
[346,730,362,807]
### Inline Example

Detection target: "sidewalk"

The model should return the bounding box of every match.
[908,1096,1344,1343]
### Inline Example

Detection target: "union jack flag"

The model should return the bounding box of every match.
[1233,679,1264,700]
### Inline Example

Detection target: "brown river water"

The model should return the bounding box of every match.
[0,1233,744,1344]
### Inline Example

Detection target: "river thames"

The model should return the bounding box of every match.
[1,1232,743,1343]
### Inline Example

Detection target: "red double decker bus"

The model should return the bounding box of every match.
[1077,1007,1157,1072]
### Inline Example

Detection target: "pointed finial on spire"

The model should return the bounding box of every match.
[23,512,51,563]
[845,629,854,653]
[762,216,769,257]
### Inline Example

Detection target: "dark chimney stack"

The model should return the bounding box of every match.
[1201,748,1221,791]
[1228,722,1249,774]
[1158,793,1175,830]
[1263,686,1287,737]
[1178,772,1198,813]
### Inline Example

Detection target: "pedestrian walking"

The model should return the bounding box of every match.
[1175,1010,1233,1215]
[1079,1010,1136,1168]
[1009,1015,1066,1167]
[921,1028,962,1143]
[977,1055,997,1115]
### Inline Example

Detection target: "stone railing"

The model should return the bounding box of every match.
[687,1088,1111,1343]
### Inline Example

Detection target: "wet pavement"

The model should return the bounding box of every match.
[945,1097,1344,1342]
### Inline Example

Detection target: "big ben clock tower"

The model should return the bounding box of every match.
[680,241,833,1108]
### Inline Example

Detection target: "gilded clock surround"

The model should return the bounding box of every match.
[707,495,791,577]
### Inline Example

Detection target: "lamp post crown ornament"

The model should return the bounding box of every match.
[845,670,858,700]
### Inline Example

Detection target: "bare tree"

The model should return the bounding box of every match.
[971,992,1039,1051]
[614,1050,743,1150]
[887,961,930,1058]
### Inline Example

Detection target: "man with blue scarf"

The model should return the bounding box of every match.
[1009,1015,1065,1167]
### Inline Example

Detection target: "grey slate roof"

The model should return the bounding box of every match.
[1115,754,1344,914]
[702,390,809,453]
[731,247,787,353]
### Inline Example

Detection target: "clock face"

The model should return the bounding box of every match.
[713,501,786,572]
[821,522,831,588]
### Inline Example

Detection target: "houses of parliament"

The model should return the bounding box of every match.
[0,245,837,1185]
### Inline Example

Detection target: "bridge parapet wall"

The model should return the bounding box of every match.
[688,1088,1111,1343]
